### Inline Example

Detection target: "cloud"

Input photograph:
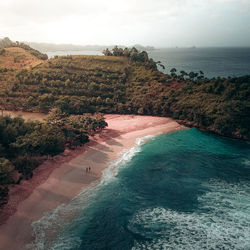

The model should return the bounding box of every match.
[0,0,249,46]
[0,0,190,24]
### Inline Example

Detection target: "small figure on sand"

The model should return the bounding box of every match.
[85,166,91,174]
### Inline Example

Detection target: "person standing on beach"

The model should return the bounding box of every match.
[89,166,91,172]
[85,167,88,173]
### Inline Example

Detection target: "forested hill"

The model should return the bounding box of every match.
[0,45,249,140]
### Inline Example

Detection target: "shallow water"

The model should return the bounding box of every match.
[28,129,250,250]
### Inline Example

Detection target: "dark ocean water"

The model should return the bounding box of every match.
[149,48,250,78]
[46,47,250,78]
[28,129,250,250]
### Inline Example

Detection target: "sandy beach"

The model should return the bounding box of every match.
[0,114,186,250]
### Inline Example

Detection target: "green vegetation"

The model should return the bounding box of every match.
[0,47,249,140]
[103,46,150,63]
[0,44,249,205]
[0,112,107,205]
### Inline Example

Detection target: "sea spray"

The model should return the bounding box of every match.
[26,135,156,250]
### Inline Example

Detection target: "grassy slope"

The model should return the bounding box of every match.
[0,47,43,69]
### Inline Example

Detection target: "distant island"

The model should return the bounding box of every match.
[24,41,155,53]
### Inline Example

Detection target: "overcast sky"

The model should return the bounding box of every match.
[0,0,249,47]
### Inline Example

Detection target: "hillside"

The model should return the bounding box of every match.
[0,37,48,60]
[0,46,249,140]
[0,47,43,69]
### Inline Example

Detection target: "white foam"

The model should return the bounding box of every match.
[50,237,82,250]
[243,159,250,166]
[26,135,156,250]
[130,180,250,250]
[25,184,98,250]
[101,135,155,184]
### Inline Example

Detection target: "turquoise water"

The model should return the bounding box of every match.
[29,129,250,250]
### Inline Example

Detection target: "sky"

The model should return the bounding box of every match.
[0,0,250,47]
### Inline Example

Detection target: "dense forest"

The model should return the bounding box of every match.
[0,43,249,206]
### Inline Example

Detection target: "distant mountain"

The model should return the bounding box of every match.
[25,42,155,52]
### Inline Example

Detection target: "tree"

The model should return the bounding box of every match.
[123,48,130,57]
[65,79,71,87]
[14,155,40,178]
[0,158,14,185]
[112,46,124,56]
[38,94,54,112]
[46,108,68,127]
[188,71,196,81]
[198,70,205,80]
[130,47,138,54]
[102,48,112,56]
[170,68,177,78]
[180,70,187,79]
[12,124,65,156]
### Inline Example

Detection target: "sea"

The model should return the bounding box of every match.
[45,47,250,78]
[27,129,250,250]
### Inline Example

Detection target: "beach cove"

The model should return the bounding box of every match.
[0,115,185,250]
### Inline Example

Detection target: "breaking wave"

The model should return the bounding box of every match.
[25,135,155,250]
[130,179,250,250]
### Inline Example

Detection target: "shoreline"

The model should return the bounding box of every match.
[0,114,186,250]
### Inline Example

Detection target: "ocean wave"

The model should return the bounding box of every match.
[101,135,155,184]
[25,182,99,250]
[130,180,250,250]
[243,159,250,166]
[26,135,156,250]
